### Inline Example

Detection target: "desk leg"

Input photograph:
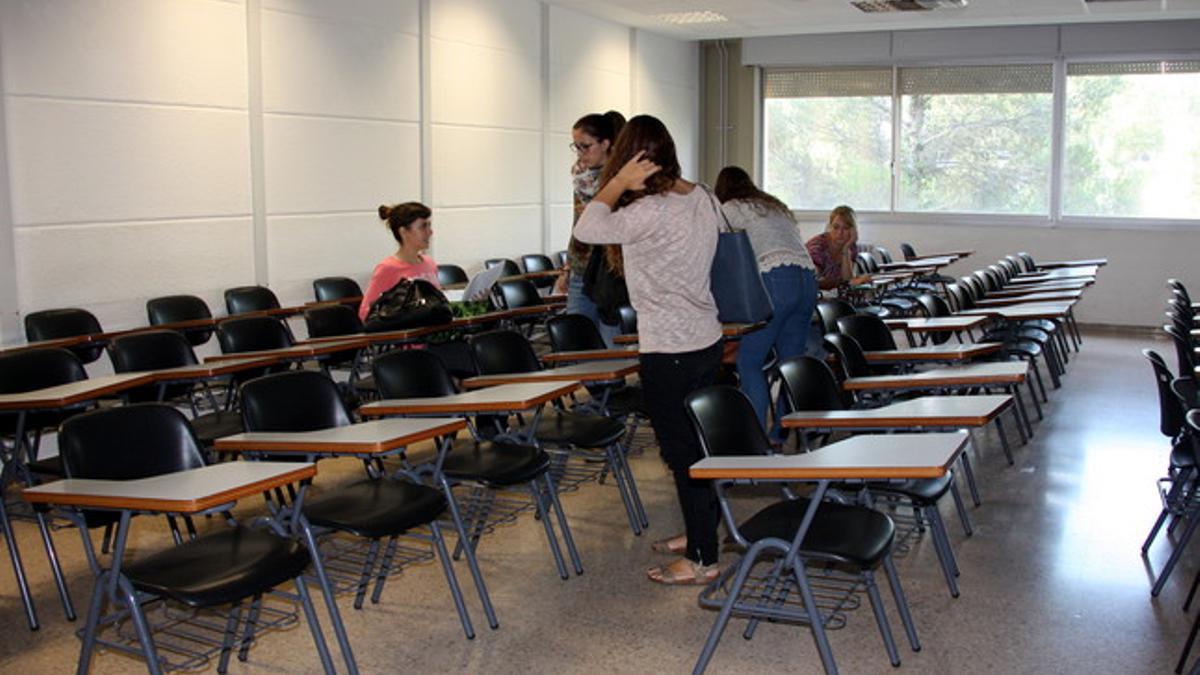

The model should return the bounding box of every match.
[0,477,38,630]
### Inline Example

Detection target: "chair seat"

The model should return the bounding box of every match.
[124,527,309,608]
[527,412,626,448]
[602,386,645,417]
[303,479,445,539]
[188,410,245,446]
[440,439,550,486]
[735,497,895,568]
[26,454,65,477]
[864,471,954,505]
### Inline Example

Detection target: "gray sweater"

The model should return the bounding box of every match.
[720,199,814,273]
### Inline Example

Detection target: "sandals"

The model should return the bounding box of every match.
[646,558,720,586]
[650,535,687,556]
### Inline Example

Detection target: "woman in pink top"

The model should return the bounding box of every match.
[359,201,440,322]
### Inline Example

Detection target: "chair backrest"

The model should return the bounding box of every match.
[146,295,213,346]
[778,356,847,413]
[1168,279,1191,306]
[312,276,362,303]
[470,330,541,375]
[1173,377,1199,415]
[1163,324,1197,378]
[0,348,86,394]
[59,404,205,481]
[617,304,638,334]
[495,279,543,310]
[816,299,857,336]
[108,330,199,404]
[836,314,897,351]
[303,304,363,339]
[24,308,105,364]
[973,270,1000,293]
[900,243,917,261]
[823,332,871,379]
[1145,349,1185,439]
[987,264,1010,284]
[1017,252,1036,272]
[437,264,469,286]
[216,316,293,354]
[684,385,773,458]
[241,370,351,432]
[554,250,568,268]
[876,247,893,264]
[958,277,983,306]
[546,314,606,352]
[1168,296,1194,323]
[917,293,952,318]
[856,251,880,273]
[372,349,459,399]
[224,285,281,315]
[521,254,555,274]
[485,258,521,277]
[1000,257,1022,277]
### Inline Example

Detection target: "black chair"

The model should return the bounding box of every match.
[617,304,638,335]
[900,242,918,261]
[302,305,367,381]
[107,331,244,448]
[817,299,857,337]
[437,264,469,287]
[217,316,293,354]
[520,254,557,290]
[224,285,282,315]
[915,293,955,345]
[836,314,898,352]
[312,276,362,303]
[240,370,481,636]
[822,332,871,381]
[58,404,332,673]
[553,250,568,268]
[469,330,646,535]
[546,313,645,427]
[683,385,920,674]
[372,349,580,580]
[24,307,105,364]
[484,258,521,277]
[876,247,894,264]
[494,279,543,310]
[147,294,214,346]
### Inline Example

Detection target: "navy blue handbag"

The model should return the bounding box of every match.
[702,187,774,324]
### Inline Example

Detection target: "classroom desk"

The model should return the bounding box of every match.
[23,462,329,673]
[959,301,1076,319]
[884,315,991,346]
[1034,258,1107,269]
[611,322,765,346]
[0,336,94,357]
[863,342,1003,363]
[359,382,580,418]
[298,325,445,346]
[1009,266,1098,283]
[686,431,970,675]
[974,290,1083,307]
[986,280,1093,296]
[461,360,638,389]
[909,250,974,261]
[303,296,362,309]
[878,256,955,271]
[540,347,640,364]
[203,338,370,364]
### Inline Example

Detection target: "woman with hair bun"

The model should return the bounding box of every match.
[358,201,439,322]
[559,110,626,346]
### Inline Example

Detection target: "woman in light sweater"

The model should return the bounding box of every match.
[715,166,819,440]
[574,115,724,586]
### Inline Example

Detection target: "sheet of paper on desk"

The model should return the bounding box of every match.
[443,289,465,302]
[462,265,504,302]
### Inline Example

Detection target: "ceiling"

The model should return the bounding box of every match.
[543,0,1200,40]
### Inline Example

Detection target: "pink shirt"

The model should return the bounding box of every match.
[358,255,441,321]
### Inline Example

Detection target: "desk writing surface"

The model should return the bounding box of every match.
[879,257,955,269]
[959,302,1075,319]
[884,316,989,332]
[462,360,639,389]
[911,250,973,260]
[975,291,1083,306]
[863,343,1002,362]
[215,418,467,455]
[782,395,1012,428]
[1036,258,1107,268]
[986,281,1091,297]
[843,362,1029,391]
[1011,267,1097,281]
[360,381,580,416]
[299,325,443,346]
[23,462,316,513]
[540,348,640,363]
[689,432,969,480]
[0,373,158,411]
[143,356,281,381]
[0,335,93,356]
[204,338,368,363]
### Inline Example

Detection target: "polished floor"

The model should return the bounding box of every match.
[0,328,1194,674]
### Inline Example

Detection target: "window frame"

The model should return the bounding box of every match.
[758,52,1200,231]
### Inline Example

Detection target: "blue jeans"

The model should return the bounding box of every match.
[566,272,619,348]
[735,266,819,439]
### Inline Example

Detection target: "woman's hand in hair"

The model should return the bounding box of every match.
[593,151,661,209]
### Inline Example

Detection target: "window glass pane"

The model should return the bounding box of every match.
[763,95,892,211]
[1063,61,1200,219]
[898,65,1052,214]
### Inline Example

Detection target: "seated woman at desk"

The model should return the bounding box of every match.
[359,201,440,322]
[806,205,871,292]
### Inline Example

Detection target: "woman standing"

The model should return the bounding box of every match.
[358,202,438,322]
[715,166,818,439]
[575,115,723,585]
[806,205,871,292]
[560,111,625,346]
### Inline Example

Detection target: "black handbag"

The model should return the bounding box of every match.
[582,246,629,326]
[702,186,774,324]
[364,278,453,332]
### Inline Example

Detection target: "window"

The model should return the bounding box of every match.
[1063,61,1200,219]
[763,68,892,211]
[898,65,1053,214]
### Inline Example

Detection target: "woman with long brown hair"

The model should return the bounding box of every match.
[574,115,724,585]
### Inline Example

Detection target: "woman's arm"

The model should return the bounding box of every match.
[574,151,661,245]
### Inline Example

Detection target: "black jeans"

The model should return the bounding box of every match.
[639,339,724,565]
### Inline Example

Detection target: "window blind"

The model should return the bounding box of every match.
[899,64,1053,95]
[763,67,892,98]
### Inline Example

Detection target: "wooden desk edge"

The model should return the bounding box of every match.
[214,419,467,454]
[689,466,950,480]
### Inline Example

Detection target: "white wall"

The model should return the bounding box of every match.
[0,0,701,344]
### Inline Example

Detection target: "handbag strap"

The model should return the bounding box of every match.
[697,183,734,233]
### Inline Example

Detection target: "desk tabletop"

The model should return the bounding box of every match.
[299,325,444,346]
[959,301,1075,320]
[215,417,466,455]
[1035,258,1107,268]
[22,461,316,513]
[975,290,1083,307]
[689,432,969,480]
[462,359,639,389]
[303,297,362,309]
[204,338,368,363]
[843,361,1028,391]
[451,305,558,328]
[610,322,764,346]
[885,315,990,332]
[911,250,973,260]
[541,347,640,363]
[360,381,581,416]
[1011,267,1098,282]
[0,373,158,411]
[144,356,281,381]
[986,281,1092,297]
[782,395,1013,429]
[0,335,94,357]
[879,257,955,270]
[863,342,1002,363]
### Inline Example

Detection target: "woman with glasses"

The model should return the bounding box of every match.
[559,110,626,346]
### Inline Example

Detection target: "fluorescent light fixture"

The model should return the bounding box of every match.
[653,10,729,24]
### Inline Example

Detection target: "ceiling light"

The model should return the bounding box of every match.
[653,10,729,25]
